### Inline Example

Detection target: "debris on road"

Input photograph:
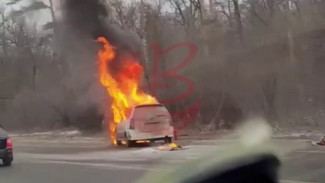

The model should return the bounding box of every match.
[311,136,325,146]
[157,143,182,151]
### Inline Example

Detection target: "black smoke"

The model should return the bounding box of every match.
[62,0,142,71]
[63,0,107,39]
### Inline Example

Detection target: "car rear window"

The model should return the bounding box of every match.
[0,127,7,137]
[132,105,170,120]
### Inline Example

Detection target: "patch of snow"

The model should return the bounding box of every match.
[30,131,55,136]
[134,147,159,154]
[58,130,82,136]
[10,129,82,137]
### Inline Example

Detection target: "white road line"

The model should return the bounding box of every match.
[33,160,166,172]
[296,150,325,154]
[16,152,150,162]
[15,144,105,148]
[281,179,319,183]
[13,140,105,144]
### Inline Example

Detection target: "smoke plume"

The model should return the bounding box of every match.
[62,0,142,73]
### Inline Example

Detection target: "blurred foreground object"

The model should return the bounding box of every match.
[137,119,281,183]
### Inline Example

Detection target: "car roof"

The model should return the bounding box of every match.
[134,104,164,108]
[0,127,8,138]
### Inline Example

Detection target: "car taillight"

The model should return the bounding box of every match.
[6,137,12,148]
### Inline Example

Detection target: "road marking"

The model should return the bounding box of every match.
[13,139,104,143]
[33,160,166,172]
[15,144,105,148]
[16,152,150,162]
[281,179,319,183]
[296,150,325,154]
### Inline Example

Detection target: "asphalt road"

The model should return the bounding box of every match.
[1,136,325,183]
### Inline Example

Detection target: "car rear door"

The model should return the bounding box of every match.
[0,127,8,150]
[131,105,171,134]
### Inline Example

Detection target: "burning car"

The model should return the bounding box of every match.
[97,37,162,145]
[115,104,174,147]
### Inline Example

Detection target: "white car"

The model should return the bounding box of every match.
[116,104,174,147]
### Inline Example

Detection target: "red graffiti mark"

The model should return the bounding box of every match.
[171,98,202,130]
[148,42,202,130]
[149,43,197,104]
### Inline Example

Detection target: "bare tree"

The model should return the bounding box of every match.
[3,0,325,131]
[0,7,8,62]
[232,0,243,42]
[261,77,278,127]
[168,0,202,35]
[213,0,233,28]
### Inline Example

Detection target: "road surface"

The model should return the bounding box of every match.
[1,135,325,183]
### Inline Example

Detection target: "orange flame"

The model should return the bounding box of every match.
[97,37,158,145]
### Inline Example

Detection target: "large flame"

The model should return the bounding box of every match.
[97,37,158,145]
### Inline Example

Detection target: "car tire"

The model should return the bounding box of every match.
[116,140,122,146]
[126,140,135,148]
[165,137,172,143]
[2,158,12,166]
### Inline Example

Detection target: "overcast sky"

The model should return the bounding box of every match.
[0,0,56,32]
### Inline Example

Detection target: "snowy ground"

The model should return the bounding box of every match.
[9,127,325,140]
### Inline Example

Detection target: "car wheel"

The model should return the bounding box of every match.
[116,140,122,146]
[2,158,12,166]
[126,140,134,148]
[164,137,172,143]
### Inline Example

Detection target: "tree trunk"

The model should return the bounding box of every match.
[48,0,57,34]
[1,12,8,61]
[267,0,275,18]
[48,0,56,23]
[140,0,151,92]
[232,0,243,42]
[262,77,278,127]
[209,0,213,14]
[22,23,37,91]
[227,0,233,29]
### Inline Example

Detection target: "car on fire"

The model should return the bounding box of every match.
[0,125,13,166]
[115,104,174,147]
